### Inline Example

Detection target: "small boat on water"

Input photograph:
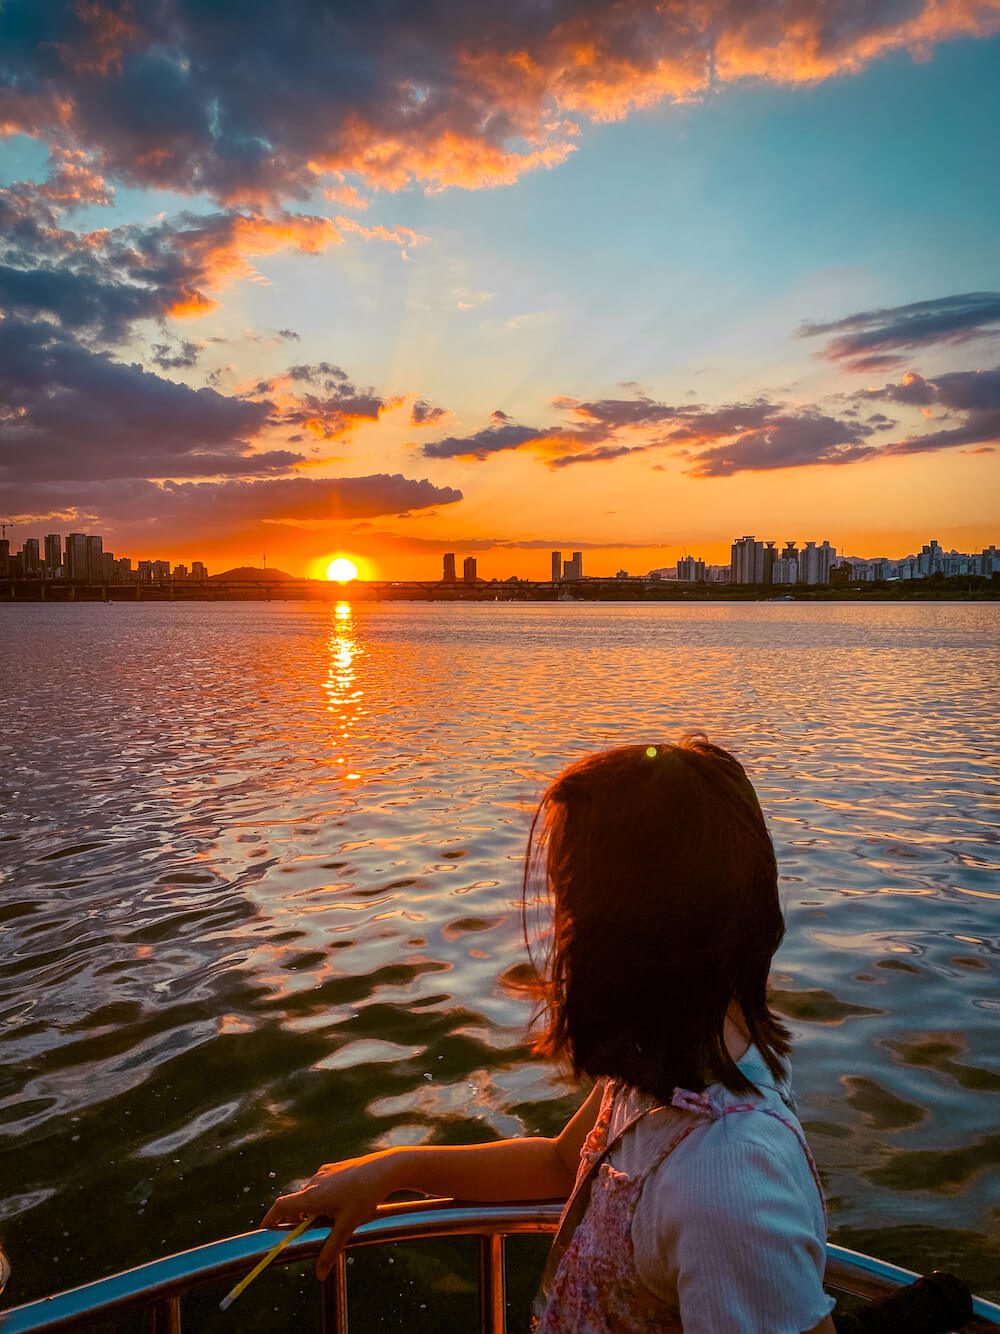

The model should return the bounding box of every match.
[2,1199,999,1332]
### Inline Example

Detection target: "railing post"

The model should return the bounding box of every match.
[147,1295,181,1332]
[320,1253,349,1334]
[479,1234,506,1334]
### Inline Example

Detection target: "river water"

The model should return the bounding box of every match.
[1,601,998,1325]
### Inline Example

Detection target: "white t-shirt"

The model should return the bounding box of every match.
[606,1047,835,1334]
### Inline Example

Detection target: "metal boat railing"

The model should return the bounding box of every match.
[2,1198,999,1333]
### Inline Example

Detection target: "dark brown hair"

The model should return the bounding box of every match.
[522,736,790,1100]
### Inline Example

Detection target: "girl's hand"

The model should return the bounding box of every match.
[261,1151,399,1280]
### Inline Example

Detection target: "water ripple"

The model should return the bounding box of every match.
[0,600,997,1304]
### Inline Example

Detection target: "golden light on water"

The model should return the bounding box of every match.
[325,556,359,582]
[323,601,365,783]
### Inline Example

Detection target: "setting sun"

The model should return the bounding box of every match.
[325,556,359,582]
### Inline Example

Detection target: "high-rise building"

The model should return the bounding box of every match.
[85,535,104,583]
[462,556,478,582]
[762,541,776,585]
[173,563,189,579]
[916,540,944,577]
[730,535,768,585]
[773,542,800,585]
[0,539,9,578]
[21,538,41,575]
[151,560,170,580]
[677,556,706,582]
[772,557,798,585]
[442,552,457,581]
[191,561,207,580]
[44,533,62,577]
[65,532,88,581]
[819,541,836,584]
[551,550,562,582]
[102,552,116,580]
[563,552,583,581]
[800,540,836,585]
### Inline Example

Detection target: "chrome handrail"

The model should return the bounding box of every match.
[2,1198,998,1333]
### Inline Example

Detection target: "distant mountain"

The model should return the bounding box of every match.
[210,566,296,581]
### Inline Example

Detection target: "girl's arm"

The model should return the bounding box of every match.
[261,1081,604,1279]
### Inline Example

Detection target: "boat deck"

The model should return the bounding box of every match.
[2,1199,999,1332]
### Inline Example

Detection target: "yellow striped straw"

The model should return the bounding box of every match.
[219,1215,316,1311]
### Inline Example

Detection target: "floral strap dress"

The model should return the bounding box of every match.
[532,1081,826,1333]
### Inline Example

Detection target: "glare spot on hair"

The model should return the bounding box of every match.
[646,746,657,758]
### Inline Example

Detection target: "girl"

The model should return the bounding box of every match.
[263,737,836,1332]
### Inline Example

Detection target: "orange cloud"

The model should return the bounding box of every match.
[167,291,219,318]
[326,123,577,193]
[243,363,402,442]
[169,211,341,290]
[61,0,138,76]
[714,0,1000,84]
[331,214,427,256]
[369,1,998,192]
[323,182,371,209]
[140,209,422,322]
[36,147,112,208]
[6,1,998,201]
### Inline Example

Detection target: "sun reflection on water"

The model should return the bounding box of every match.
[322,601,366,778]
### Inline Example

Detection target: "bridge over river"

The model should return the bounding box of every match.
[0,577,627,602]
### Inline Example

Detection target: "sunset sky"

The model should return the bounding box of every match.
[2,1,999,578]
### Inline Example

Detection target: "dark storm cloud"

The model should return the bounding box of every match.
[663,400,780,438]
[1,1,997,202]
[285,363,349,385]
[801,293,1000,371]
[0,260,161,341]
[150,338,201,369]
[0,168,398,344]
[549,443,647,468]
[7,475,464,529]
[0,320,291,483]
[422,410,551,460]
[254,364,393,439]
[562,395,680,428]
[860,366,1000,456]
[411,398,448,426]
[684,412,877,477]
[422,395,881,475]
[0,317,429,490]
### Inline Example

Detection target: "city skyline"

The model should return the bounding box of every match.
[4,525,996,586]
[2,6,999,577]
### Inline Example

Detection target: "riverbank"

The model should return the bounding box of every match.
[2,574,998,602]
